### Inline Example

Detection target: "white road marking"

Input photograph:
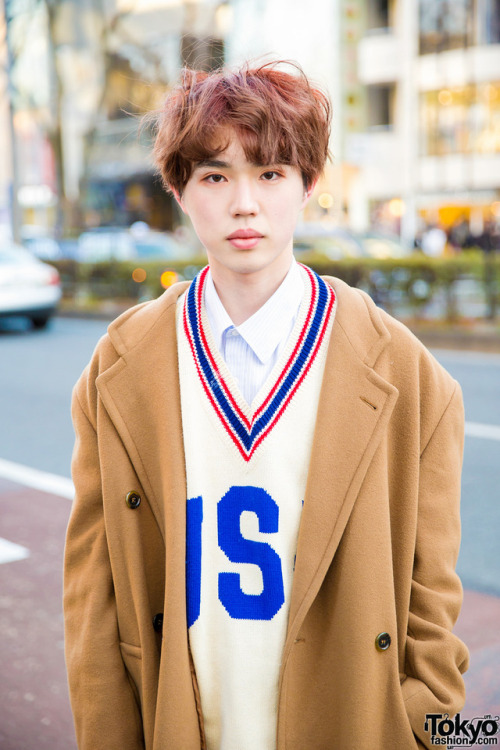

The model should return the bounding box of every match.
[0,458,74,499]
[0,537,30,564]
[464,422,500,441]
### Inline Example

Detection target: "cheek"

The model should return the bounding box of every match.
[185,199,215,236]
[269,192,304,227]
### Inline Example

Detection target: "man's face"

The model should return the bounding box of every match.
[177,130,313,284]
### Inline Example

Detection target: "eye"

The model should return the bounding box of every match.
[203,173,226,183]
[261,170,282,181]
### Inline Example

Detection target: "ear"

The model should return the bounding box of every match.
[171,187,187,214]
[301,178,318,209]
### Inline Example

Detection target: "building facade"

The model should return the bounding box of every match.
[349,0,500,244]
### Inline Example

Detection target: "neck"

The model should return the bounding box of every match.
[210,260,293,326]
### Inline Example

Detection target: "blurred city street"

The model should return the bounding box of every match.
[0,316,499,748]
[1,0,500,746]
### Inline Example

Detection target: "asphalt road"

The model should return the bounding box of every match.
[0,315,108,478]
[429,349,500,597]
[0,314,499,595]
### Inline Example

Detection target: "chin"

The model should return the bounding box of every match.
[238,248,286,268]
[232,258,274,276]
[209,245,292,279]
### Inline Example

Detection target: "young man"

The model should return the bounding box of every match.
[64,61,469,750]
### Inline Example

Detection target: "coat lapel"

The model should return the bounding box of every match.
[283,277,399,657]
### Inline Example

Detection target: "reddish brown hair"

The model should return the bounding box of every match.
[151,60,332,195]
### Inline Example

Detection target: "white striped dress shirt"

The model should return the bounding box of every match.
[204,261,304,405]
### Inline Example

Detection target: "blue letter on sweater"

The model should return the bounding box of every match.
[186,495,203,628]
[218,486,285,620]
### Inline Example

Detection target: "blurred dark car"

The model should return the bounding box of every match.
[0,242,62,329]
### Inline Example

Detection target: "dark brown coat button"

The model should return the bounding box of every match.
[375,632,391,651]
[152,613,163,633]
[125,491,141,509]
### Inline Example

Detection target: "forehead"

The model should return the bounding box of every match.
[193,131,262,170]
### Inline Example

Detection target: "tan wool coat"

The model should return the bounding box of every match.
[64,275,469,750]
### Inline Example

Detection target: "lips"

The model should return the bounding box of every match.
[226,228,264,250]
[226,229,263,240]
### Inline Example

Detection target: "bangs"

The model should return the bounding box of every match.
[179,125,299,170]
[152,61,331,194]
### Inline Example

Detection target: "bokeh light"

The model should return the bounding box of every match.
[318,192,334,209]
[389,198,405,217]
[160,270,178,288]
[438,89,453,106]
[132,268,147,283]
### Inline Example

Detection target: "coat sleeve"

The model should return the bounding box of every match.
[63,371,145,749]
[402,380,470,748]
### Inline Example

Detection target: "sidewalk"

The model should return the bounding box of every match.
[57,303,500,353]
[407,321,500,354]
[0,478,76,750]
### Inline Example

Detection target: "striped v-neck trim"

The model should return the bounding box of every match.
[182,264,336,461]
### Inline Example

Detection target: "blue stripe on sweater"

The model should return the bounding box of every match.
[185,268,329,454]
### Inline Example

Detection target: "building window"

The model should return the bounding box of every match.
[181,35,224,71]
[477,0,500,43]
[366,0,391,31]
[420,83,500,155]
[367,84,395,130]
[419,0,474,53]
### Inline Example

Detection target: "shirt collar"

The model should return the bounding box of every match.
[204,260,304,364]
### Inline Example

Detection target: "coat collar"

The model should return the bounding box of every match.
[95,274,398,647]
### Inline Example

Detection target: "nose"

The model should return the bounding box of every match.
[230,178,259,217]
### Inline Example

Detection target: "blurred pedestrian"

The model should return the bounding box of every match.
[64,60,468,750]
[447,216,470,252]
[477,220,500,319]
[476,220,499,254]
[421,223,447,257]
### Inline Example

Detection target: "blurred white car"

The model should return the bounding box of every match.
[20,225,63,260]
[77,226,189,262]
[23,235,63,261]
[77,227,135,262]
[0,243,62,328]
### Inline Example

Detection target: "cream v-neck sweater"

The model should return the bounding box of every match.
[176,264,336,750]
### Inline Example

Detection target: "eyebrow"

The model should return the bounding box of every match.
[193,158,278,170]
[194,159,231,170]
